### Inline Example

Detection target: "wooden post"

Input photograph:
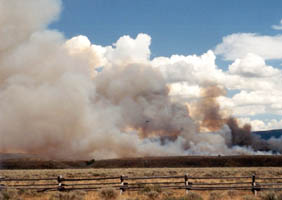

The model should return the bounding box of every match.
[184,174,189,194]
[120,175,125,195]
[0,176,3,191]
[252,175,257,196]
[57,175,65,191]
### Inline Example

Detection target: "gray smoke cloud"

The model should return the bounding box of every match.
[0,0,279,160]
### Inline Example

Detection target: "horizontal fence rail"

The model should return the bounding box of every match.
[1,174,282,195]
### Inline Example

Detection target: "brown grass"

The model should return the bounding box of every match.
[1,167,282,200]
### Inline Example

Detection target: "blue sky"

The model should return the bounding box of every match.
[50,0,282,59]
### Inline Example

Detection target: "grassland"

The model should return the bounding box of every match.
[1,167,282,200]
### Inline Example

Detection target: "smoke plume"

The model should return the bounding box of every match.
[0,0,280,160]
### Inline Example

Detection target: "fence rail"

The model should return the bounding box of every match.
[1,174,282,195]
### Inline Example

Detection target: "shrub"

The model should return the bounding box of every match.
[146,191,159,200]
[162,197,181,200]
[48,191,86,200]
[98,188,118,200]
[161,191,174,199]
[85,159,95,165]
[140,184,162,194]
[140,184,153,194]
[162,193,203,200]
[226,190,237,198]
[153,184,162,193]
[140,185,152,193]
[209,191,223,200]
[184,192,203,200]
[260,192,278,200]
[242,195,258,200]
[18,189,40,196]
[0,189,20,200]
[124,198,140,200]
[162,197,179,200]
[277,192,282,200]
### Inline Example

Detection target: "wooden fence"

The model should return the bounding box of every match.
[1,174,282,195]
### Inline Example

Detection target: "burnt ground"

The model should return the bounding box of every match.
[1,154,282,169]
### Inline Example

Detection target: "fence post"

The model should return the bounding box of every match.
[57,175,65,191]
[120,175,125,195]
[252,175,257,196]
[184,174,189,194]
[0,177,3,191]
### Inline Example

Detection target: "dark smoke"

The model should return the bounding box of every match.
[195,84,272,152]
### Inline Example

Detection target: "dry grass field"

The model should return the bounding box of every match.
[1,167,282,200]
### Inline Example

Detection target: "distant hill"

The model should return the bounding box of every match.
[253,129,282,140]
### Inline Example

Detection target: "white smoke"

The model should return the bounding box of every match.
[0,0,279,160]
